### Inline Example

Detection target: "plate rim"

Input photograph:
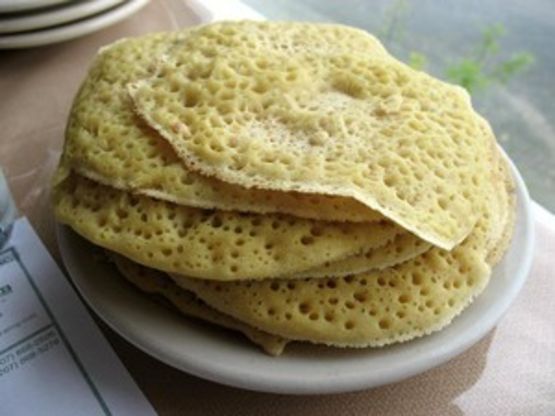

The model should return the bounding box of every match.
[0,0,125,35]
[0,0,68,14]
[56,153,535,395]
[0,0,148,49]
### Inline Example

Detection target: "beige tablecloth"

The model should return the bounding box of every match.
[1,1,553,414]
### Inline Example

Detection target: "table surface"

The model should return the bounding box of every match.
[1,1,553,415]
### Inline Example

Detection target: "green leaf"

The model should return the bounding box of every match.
[480,23,505,56]
[445,59,490,93]
[378,0,410,43]
[491,52,535,83]
[408,52,428,70]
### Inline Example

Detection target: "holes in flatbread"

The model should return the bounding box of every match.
[299,302,311,314]
[328,297,339,305]
[398,294,411,304]
[378,318,391,330]
[324,312,335,322]
[353,291,367,303]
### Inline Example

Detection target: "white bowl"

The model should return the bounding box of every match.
[56,154,534,394]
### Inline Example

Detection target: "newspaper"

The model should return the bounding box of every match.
[0,218,156,416]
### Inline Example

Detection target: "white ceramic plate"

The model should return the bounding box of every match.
[0,0,69,14]
[56,155,534,394]
[0,0,148,48]
[0,0,124,35]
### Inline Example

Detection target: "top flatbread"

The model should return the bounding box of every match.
[61,29,384,223]
[130,21,495,249]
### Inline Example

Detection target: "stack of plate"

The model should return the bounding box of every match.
[0,0,149,49]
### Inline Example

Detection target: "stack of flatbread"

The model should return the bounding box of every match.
[53,21,515,356]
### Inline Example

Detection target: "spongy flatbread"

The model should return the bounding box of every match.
[475,119,512,256]
[53,172,404,280]
[169,161,512,347]
[110,252,288,356]
[487,190,515,266]
[290,232,432,279]
[486,151,516,266]
[62,29,384,223]
[172,241,491,347]
[130,21,495,250]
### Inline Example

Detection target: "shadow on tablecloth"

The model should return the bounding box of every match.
[107,323,494,416]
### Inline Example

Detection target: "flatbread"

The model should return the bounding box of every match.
[62,29,384,223]
[130,21,495,250]
[486,151,516,266]
[110,251,288,356]
[53,172,404,280]
[290,232,432,279]
[169,159,511,346]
